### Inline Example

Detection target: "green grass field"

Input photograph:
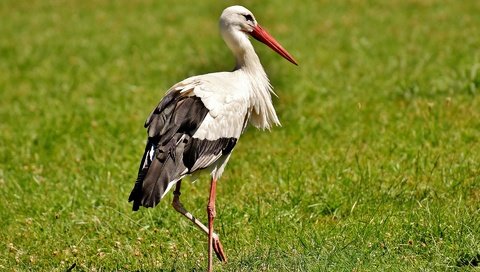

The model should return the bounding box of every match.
[1,0,480,270]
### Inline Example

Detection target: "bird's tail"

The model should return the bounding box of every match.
[128,136,187,211]
[128,140,155,211]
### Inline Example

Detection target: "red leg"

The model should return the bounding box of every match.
[172,181,227,263]
[207,177,217,272]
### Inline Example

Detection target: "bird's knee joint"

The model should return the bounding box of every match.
[172,199,184,212]
[207,205,216,218]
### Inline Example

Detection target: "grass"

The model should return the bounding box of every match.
[1,0,479,270]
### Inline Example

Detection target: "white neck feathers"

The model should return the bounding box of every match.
[221,27,280,129]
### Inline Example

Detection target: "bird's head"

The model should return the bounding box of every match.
[220,5,258,33]
[220,5,298,66]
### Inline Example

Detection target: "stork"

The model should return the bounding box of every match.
[128,5,297,271]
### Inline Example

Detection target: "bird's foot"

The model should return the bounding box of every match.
[212,235,227,262]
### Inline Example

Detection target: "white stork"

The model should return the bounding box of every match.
[128,5,297,271]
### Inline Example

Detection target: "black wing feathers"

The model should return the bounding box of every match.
[129,91,210,210]
[138,134,187,209]
[129,90,239,211]
[183,138,237,171]
[128,140,155,211]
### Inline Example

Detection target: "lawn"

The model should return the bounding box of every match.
[1,0,479,271]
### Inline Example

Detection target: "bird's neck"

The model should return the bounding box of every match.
[234,42,262,71]
[223,30,280,129]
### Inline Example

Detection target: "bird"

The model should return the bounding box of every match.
[128,5,297,271]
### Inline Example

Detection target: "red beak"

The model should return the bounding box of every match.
[250,24,298,66]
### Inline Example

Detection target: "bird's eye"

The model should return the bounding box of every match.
[243,14,254,22]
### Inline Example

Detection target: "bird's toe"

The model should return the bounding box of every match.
[212,236,227,263]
